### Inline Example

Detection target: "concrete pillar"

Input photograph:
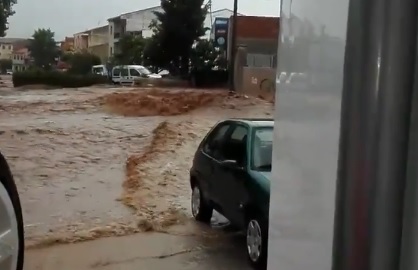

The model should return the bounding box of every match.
[234,45,247,93]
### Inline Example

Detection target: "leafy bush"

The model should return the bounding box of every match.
[66,52,101,75]
[133,77,189,88]
[12,70,109,88]
[190,69,228,88]
[0,59,12,73]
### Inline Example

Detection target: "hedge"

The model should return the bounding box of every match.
[133,77,190,88]
[190,69,229,88]
[12,70,109,88]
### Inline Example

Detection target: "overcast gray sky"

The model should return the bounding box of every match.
[7,0,280,40]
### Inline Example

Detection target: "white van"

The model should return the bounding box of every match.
[92,65,109,77]
[111,65,162,84]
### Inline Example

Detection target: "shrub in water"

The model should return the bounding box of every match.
[12,70,108,88]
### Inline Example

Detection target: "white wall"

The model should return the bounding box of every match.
[108,21,115,57]
[123,7,163,32]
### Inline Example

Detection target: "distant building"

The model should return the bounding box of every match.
[107,6,237,58]
[107,6,163,57]
[60,37,74,52]
[227,16,280,67]
[0,38,28,60]
[73,25,109,63]
[73,31,89,52]
[12,46,30,71]
[69,6,240,63]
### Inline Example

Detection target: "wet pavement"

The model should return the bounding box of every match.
[25,222,252,270]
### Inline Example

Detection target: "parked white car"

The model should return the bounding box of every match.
[111,65,162,84]
[0,152,24,270]
[92,65,109,77]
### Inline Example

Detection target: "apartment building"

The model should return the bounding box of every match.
[70,6,238,62]
[86,25,109,63]
[107,6,162,57]
[73,31,89,51]
[0,43,13,60]
[0,38,21,60]
[12,46,30,71]
[73,25,109,62]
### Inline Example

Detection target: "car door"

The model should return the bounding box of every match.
[196,122,233,204]
[213,124,250,227]
[129,68,141,83]
[112,67,121,83]
[120,66,130,84]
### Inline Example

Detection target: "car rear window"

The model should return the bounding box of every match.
[252,127,273,171]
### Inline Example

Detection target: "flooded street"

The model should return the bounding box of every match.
[0,87,163,243]
[0,85,273,269]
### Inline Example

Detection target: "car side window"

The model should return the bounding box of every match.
[121,68,129,77]
[129,69,141,76]
[203,124,230,158]
[223,125,248,166]
[113,68,120,76]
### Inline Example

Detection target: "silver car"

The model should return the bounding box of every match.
[0,152,24,270]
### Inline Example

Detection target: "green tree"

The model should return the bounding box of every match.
[149,0,208,75]
[190,39,225,70]
[0,0,17,37]
[0,58,12,73]
[113,34,146,65]
[143,35,169,73]
[67,52,101,75]
[28,28,58,69]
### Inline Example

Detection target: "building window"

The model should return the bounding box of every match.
[8,45,11,49]
[110,26,113,34]
[2,45,4,49]
[110,47,113,55]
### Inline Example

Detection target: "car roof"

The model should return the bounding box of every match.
[113,65,145,69]
[226,118,274,127]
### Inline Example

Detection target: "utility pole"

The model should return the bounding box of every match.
[228,0,238,91]
[208,0,213,26]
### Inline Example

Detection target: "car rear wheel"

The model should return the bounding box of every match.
[246,215,268,269]
[191,184,213,223]
[0,154,24,270]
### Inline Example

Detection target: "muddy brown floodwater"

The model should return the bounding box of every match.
[0,86,273,250]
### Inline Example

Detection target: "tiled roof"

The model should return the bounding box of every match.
[0,37,29,44]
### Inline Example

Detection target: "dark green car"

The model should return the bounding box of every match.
[189,118,272,269]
